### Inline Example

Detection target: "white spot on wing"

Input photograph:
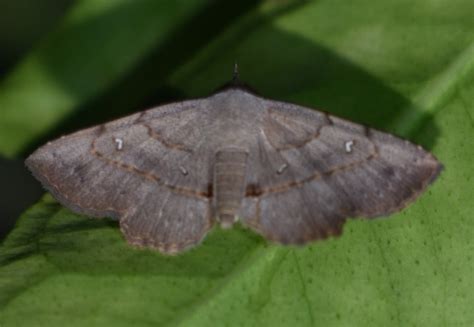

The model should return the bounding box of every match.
[277,164,288,174]
[345,140,354,153]
[179,166,188,175]
[114,138,123,150]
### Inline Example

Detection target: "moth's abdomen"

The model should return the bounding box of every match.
[214,149,248,228]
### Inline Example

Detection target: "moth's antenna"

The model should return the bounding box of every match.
[233,62,239,82]
[214,62,259,94]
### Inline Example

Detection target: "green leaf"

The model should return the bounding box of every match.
[1,1,474,326]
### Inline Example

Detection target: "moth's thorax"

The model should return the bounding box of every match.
[209,88,264,118]
[206,88,265,149]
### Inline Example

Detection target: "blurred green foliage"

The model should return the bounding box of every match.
[1,0,474,326]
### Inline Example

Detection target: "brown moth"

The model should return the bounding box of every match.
[26,71,443,255]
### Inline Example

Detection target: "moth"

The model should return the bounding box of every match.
[26,72,443,255]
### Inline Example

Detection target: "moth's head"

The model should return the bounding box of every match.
[212,80,260,97]
[212,64,260,96]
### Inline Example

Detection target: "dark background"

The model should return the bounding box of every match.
[0,0,75,241]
